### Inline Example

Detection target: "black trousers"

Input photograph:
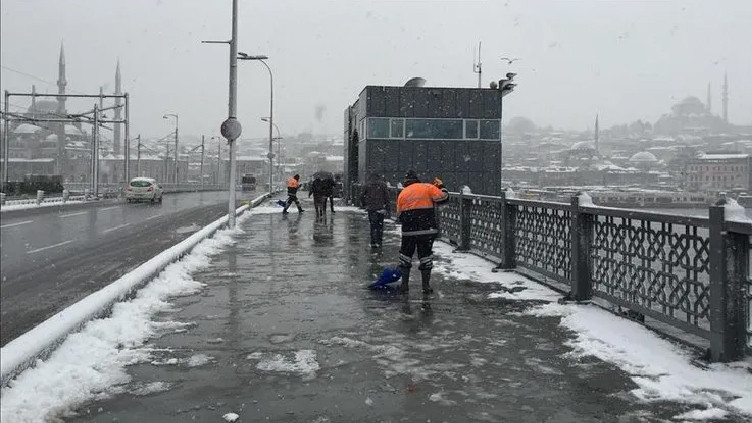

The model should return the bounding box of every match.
[283,194,302,212]
[367,210,385,245]
[398,234,435,270]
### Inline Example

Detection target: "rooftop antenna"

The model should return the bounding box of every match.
[472,41,482,89]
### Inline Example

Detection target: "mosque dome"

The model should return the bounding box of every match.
[569,141,596,151]
[629,151,658,163]
[13,123,43,134]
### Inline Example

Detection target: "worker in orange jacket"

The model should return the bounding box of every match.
[396,170,448,293]
[282,174,304,214]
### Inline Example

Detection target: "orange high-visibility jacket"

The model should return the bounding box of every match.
[287,177,300,196]
[396,183,448,236]
[397,183,447,212]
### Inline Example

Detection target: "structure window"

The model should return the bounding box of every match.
[465,119,479,139]
[390,118,404,139]
[480,119,501,140]
[367,118,390,139]
[405,119,462,139]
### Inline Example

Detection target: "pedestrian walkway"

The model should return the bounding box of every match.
[66,201,750,422]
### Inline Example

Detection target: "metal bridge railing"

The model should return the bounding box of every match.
[349,183,751,362]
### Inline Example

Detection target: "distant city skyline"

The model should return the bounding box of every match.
[2,0,750,138]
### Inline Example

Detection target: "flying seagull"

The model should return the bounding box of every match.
[500,57,520,65]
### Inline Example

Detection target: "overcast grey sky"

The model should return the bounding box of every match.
[1,0,750,141]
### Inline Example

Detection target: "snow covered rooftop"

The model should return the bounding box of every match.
[697,153,749,160]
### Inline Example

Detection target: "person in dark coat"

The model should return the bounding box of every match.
[308,176,328,218]
[322,177,336,213]
[360,173,390,248]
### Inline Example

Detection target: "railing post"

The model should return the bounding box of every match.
[456,186,472,252]
[708,198,747,362]
[568,193,593,301]
[495,189,516,270]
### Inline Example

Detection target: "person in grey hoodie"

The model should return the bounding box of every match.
[360,173,390,248]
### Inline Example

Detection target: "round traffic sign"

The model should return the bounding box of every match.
[220,117,242,141]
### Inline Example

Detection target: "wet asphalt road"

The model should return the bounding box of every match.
[0,191,252,346]
[65,205,746,423]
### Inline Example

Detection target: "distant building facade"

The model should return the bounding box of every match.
[344,85,504,195]
[685,153,752,192]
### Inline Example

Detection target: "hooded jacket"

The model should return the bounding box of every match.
[360,174,390,212]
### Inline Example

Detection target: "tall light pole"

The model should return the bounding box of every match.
[202,0,241,228]
[261,117,282,183]
[162,113,178,184]
[238,53,273,195]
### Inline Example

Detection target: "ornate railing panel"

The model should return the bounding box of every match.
[511,201,571,282]
[437,195,461,245]
[468,196,503,259]
[590,214,711,335]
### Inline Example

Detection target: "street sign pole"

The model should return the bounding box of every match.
[226,0,240,228]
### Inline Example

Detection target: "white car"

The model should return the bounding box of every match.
[125,177,163,203]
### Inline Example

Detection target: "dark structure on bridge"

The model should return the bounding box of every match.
[344,83,511,196]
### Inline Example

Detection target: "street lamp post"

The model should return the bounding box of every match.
[238,53,273,195]
[202,0,241,228]
[262,117,282,184]
[163,113,178,184]
[188,138,205,188]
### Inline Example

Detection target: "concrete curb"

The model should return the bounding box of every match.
[0,193,269,387]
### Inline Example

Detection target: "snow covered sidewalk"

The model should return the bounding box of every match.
[2,205,750,422]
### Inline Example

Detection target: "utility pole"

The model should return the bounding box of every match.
[3,91,9,191]
[163,141,169,183]
[200,135,205,189]
[174,118,179,184]
[204,0,241,228]
[136,134,142,177]
[92,103,100,197]
[124,93,130,182]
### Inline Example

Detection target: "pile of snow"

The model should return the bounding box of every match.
[0,211,254,422]
[432,241,752,418]
[724,198,752,223]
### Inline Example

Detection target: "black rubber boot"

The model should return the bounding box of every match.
[399,267,410,293]
[421,269,433,294]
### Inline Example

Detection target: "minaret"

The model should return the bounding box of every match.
[56,43,67,115]
[706,82,711,113]
[594,114,599,156]
[31,85,37,118]
[56,43,67,172]
[721,72,729,124]
[113,60,122,155]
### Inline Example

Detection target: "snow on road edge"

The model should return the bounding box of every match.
[431,241,752,418]
[0,209,255,422]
